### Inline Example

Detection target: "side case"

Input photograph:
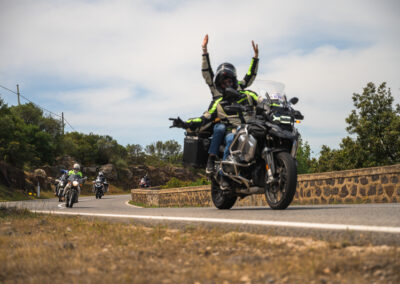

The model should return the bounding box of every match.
[183,136,209,168]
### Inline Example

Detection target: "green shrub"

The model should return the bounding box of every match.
[160,177,210,189]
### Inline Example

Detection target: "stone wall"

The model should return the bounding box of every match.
[131,164,400,207]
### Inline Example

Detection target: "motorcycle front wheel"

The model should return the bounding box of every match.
[211,178,237,209]
[68,192,75,208]
[265,151,297,210]
[65,191,70,207]
[58,190,63,202]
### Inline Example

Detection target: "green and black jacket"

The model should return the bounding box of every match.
[187,90,263,130]
[202,53,259,99]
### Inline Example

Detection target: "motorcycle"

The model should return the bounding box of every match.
[64,174,87,208]
[139,177,151,188]
[54,177,67,202]
[173,80,304,210]
[93,178,104,199]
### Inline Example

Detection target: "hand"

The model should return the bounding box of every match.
[252,40,259,58]
[202,34,208,53]
[169,117,188,129]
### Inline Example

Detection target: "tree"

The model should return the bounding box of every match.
[314,82,400,172]
[344,82,400,166]
[126,144,145,164]
[145,140,182,163]
[295,138,315,174]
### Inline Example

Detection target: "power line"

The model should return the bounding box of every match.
[0,83,62,118]
[63,117,77,132]
[0,84,18,94]
[0,84,77,131]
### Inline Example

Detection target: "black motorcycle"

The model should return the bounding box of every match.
[172,82,303,210]
[93,178,104,199]
[65,174,86,208]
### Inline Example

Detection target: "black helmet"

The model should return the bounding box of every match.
[214,63,238,93]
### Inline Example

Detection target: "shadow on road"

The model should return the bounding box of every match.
[231,206,348,211]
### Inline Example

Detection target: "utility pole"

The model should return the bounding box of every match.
[61,112,65,135]
[16,84,21,105]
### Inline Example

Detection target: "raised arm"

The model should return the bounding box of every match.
[238,40,259,89]
[201,34,214,87]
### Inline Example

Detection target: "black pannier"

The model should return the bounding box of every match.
[183,136,210,168]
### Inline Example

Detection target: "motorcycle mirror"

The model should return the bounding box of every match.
[289,97,299,105]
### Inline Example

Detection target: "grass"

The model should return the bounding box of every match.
[0,184,55,202]
[1,206,399,284]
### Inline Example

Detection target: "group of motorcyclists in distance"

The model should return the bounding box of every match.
[54,163,151,205]
[54,163,108,206]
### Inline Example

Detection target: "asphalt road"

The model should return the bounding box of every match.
[3,194,400,245]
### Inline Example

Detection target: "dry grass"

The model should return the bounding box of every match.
[0,207,399,284]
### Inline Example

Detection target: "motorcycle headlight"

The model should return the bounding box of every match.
[72,181,79,187]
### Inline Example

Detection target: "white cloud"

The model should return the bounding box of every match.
[0,0,399,153]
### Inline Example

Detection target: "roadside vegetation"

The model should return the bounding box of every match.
[1,207,399,283]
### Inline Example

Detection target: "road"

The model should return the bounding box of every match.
[4,194,400,245]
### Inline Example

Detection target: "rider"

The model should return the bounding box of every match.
[66,163,83,201]
[200,34,261,176]
[139,174,150,188]
[201,34,259,99]
[94,171,109,193]
[54,169,68,196]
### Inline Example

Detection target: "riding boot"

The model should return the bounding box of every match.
[206,155,216,174]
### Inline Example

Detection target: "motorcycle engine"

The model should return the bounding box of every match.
[231,128,257,163]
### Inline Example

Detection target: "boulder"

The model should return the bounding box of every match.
[100,164,118,181]
[83,166,98,176]
[0,161,26,189]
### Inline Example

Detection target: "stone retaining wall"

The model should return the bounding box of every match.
[131,164,400,207]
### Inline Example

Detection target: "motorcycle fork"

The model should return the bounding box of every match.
[262,148,276,183]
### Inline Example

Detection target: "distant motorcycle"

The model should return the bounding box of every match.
[93,178,105,199]
[139,176,151,188]
[65,174,87,208]
[54,177,67,202]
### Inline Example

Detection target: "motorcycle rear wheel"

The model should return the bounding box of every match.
[211,178,237,209]
[265,151,297,210]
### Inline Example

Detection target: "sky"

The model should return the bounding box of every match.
[0,0,399,156]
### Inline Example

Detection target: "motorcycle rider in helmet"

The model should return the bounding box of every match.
[66,163,84,202]
[54,169,68,196]
[94,171,109,193]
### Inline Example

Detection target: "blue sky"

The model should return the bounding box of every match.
[0,0,399,156]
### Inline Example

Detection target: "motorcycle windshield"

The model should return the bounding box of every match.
[249,79,286,105]
[68,174,82,182]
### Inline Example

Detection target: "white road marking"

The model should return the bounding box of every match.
[30,210,400,234]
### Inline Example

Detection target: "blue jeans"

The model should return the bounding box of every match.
[208,123,235,160]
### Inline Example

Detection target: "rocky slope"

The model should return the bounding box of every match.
[0,156,204,192]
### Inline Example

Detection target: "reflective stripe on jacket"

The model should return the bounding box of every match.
[187,90,262,128]
[68,170,83,178]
